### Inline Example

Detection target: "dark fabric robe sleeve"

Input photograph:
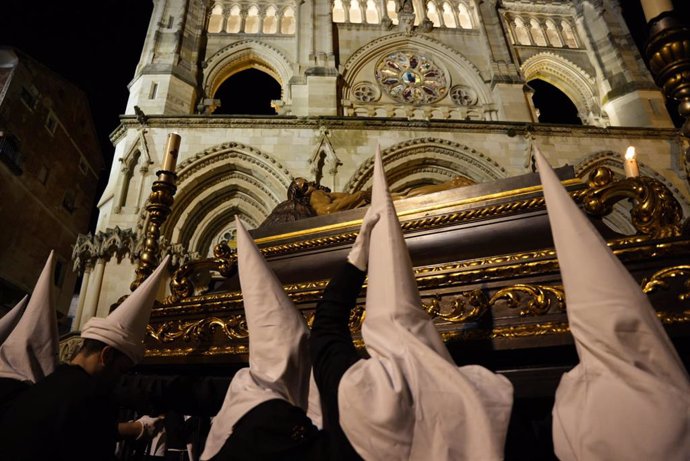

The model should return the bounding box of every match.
[309,261,365,461]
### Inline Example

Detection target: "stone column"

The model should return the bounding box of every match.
[71,264,92,332]
[79,258,106,329]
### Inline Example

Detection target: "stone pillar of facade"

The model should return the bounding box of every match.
[79,258,106,329]
[71,264,92,332]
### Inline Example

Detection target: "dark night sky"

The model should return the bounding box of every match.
[0,0,687,218]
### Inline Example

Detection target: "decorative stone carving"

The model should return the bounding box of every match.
[375,51,448,105]
[450,85,478,106]
[351,81,380,103]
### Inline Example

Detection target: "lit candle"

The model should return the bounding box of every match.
[162,132,181,172]
[640,0,673,22]
[623,146,640,178]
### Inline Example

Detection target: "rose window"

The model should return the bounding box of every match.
[375,51,448,105]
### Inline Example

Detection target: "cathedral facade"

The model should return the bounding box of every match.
[70,0,689,329]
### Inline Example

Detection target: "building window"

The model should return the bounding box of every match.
[333,0,346,22]
[62,189,77,213]
[386,0,398,24]
[20,87,38,110]
[208,4,224,32]
[245,6,260,33]
[45,112,57,135]
[264,6,278,33]
[37,163,49,185]
[427,2,441,27]
[457,2,472,29]
[280,7,295,34]
[149,82,158,99]
[348,0,363,24]
[227,6,242,33]
[442,2,456,28]
[79,157,88,175]
[0,132,22,175]
[545,20,563,47]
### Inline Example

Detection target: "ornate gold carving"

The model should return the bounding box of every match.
[423,290,489,322]
[645,16,690,137]
[168,241,237,302]
[132,172,178,290]
[583,167,683,239]
[147,315,248,343]
[642,265,690,301]
[490,284,565,316]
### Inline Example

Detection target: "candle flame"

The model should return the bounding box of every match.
[624,146,636,161]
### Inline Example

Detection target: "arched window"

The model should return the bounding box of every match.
[227,5,242,33]
[349,0,363,23]
[426,1,441,27]
[118,151,141,210]
[514,17,530,45]
[365,0,379,23]
[442,2,456,28]
[245,6,260,33]
[561,20,578,48]
[333,0,346,22]
[529,79,582,125]
[387,0,398,24]
[213,69,282,115]
[530,18,547,46]
[263,6,278,33]
[280,7,295,34]
[208,4,224,32]
[457,2,472,28]
[545,20,562,47]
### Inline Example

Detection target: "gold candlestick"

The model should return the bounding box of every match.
[131,133,181,290]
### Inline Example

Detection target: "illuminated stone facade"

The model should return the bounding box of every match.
[70,0,690,329]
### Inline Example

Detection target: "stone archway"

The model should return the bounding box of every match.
[159,142,293,255]
[344,137,506,192]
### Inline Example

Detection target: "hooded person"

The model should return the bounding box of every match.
[0,252,59,415]
[0,256,170,461]
[0,295,28,345]
[201,217,325,461]
[534,148,690,460]
[310,146,514,461]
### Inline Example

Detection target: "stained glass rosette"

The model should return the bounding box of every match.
[375,51,448,105]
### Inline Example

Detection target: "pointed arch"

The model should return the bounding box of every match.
[203,40,294,101]
[522,52,598,123]
[343,138,506,193]
[161,142,293,255]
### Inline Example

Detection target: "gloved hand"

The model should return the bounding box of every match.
[134,414,165,440]
[347,208,380,271]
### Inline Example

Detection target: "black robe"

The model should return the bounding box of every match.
[209,399,326,461]
[310,262,365,461]
[0,377,30,420]
[0,364,119,461]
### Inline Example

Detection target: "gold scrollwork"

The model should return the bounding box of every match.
[168,242,237,302]
[147,315,248,343]
[642,265,690,301]
[490,284,565,316]
[583,167,683,239]
[423,290,489,323]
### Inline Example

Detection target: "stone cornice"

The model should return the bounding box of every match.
[112,115,680,140]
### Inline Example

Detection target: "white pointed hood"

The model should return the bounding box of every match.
[0,296,28,345]
[535,147,690,460]
[338,149,513,460]
[0,251,59,383]
[81,255,170,365]
[201,217,316,460]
